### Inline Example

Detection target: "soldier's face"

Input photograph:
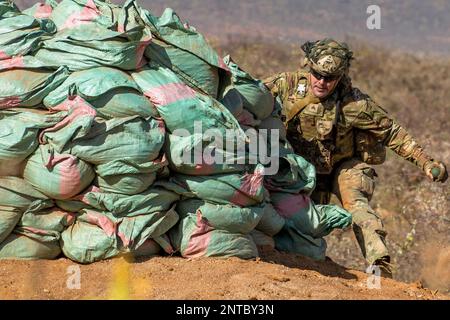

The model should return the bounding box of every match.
[309,72,341,99]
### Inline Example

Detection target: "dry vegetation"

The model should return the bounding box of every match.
[215,37,450,293]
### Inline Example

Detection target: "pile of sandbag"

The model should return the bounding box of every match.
[0,0,351,264]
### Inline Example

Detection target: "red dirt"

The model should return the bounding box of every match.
[0,249,447,300]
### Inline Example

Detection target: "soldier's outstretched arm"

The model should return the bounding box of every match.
[353,97,448,183]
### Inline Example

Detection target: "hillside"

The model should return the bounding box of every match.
[14,0,450,54]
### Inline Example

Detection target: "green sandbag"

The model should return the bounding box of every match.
[50,0,144,32]
[34,26,150,71]
[255,203,285,237]
[169,211,258,259]
[18,207,76,233]
[0,55,53,72]
[0,176,51,242]
[146,38,220,97]
[0,233,61,260]
[49,0,117,30]
[23,145,96,200]
[0,206,22,244]
[95,155,168,195]
[219,87,244,118]
[62,205,179,263]
[0,176,49,209]
[264,151,316,194]
[61,116,166,165]
[131,63,244,136]
[176,199,265,234]
[168,164,267,207]
[274,222,327,261]
[250,229,275,249]
[258,116,287,142]
[270,192,352,238]
[61,220,119,264]
[77,186,180,217]
[23,0,57,19]
[221,55,274,120]
[43,67,158,119]
[0,66,69,108]
[97,173,156,195]
[0,109,66,163]
[141,7,228,97]
[165,133,251,176]
[0,0,19,17]
[0,11,56,59]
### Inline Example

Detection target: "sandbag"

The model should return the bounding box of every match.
[95,155,168,195]
[0,66,70,108]
[0,206,22,244]
[264,151,316,194]
[258,116,287,142]
[34,26,150,71]
[220,55,274,120]
[61,220,119,264]
[39,96,97,153]
[274,222,327,261]
[23,0,57,19]
[0,55,52,71]
[60,116,165,165]
[0,109,66,163]
[75,185,180,217]
[0,0,19,16]
[131,63,244,135]
[18,207,76,233]
[0,176,49,210]
[141,7,229,97]
[43,67,158,118]
[176,199,265,234]
[37,0,152,71]
[50,0,116,30]
[255,203,285,237]
[271,192,352,238]
[219,87,244,118]
[0,233,61,260]
[165,133,250,176]
[169,210,258,259]
[62,204,179,263]
[0,10,56,59]
[168,164,267,207]
[23,145,96,200]
[250,229,275,250]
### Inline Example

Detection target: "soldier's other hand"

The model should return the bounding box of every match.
[424,160,448,183]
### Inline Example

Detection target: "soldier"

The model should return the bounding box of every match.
[264,38,448,277]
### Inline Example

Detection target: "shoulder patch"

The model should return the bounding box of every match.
[297,83,307,97]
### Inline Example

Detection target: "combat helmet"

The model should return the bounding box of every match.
[301,38,353,77]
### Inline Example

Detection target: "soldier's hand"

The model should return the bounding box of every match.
[424,160,448,183]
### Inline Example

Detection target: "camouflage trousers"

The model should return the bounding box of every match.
[311,158,389,265]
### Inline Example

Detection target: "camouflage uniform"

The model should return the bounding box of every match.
[264,39,447,267]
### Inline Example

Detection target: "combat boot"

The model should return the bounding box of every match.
[373,256,393,279]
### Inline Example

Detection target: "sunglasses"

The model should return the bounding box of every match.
[311,70,341,82]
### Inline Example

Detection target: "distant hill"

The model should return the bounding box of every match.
[14,0,450,55]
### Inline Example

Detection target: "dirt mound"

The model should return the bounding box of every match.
[0,249,447,300]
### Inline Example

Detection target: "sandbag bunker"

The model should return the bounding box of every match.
[0,0,351,264]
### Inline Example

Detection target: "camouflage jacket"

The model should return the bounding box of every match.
[264,69,432,174]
